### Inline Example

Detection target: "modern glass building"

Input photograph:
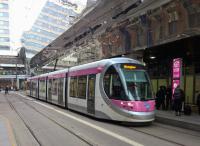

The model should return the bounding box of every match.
[21,0,77,58]
[0,0,10,52]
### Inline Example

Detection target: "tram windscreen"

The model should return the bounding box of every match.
[103,65,129,100]
[103,64,153,101]
[120,64,153,101]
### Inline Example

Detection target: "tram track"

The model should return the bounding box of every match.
[13,94,184,146]
[11,93,200,146]
[153,123,200,137]
[5,94,42,146]
[129,125,186,146]
[9,93,98,146]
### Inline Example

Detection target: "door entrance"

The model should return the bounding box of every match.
[65,75,68,109]
[87,75,96,114]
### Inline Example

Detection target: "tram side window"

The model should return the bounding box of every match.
[58,78,64,104]
[39,80,46,99]
[70,77,77,97]
[77,76,87,99]
[103,66,127,100]
[48,79,52,101]
[88,74,96,98]
[52,79,58,97]
[32,80,37,97]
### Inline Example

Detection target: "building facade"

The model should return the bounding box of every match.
[98,0,200,106]
[0,47,28,90]
[22,0,77,58]
[0,0,10,52]
[29,0,200,109]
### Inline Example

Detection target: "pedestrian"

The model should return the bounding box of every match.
[156,86,166,110]
[166,86,172,110]
[173,85,184,116]
[5,86,9,94]
[156,88,161,110]
[197,92,200,115]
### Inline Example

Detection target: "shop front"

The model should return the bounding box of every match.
[143,36,200,106]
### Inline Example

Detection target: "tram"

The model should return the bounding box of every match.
[28,57,155,123]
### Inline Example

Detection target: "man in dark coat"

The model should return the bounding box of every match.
[166,86,172,110]
[173,85,184,116]
[156,86,166,110]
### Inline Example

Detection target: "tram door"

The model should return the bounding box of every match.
[65,74,68,109]
[87,75,96,115]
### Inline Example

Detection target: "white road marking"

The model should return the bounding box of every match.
[16,93,144,146]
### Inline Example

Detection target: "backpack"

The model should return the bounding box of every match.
[173,89,181,99]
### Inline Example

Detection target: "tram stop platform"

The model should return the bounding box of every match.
[0,116,17,146]
[155,110,200,132]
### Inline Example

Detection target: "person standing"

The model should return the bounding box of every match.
[173,85,184,116]
[156,86,166,110]
[5,86,9,94]
[166,86,172,110]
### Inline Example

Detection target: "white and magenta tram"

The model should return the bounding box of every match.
[28,57,155,123]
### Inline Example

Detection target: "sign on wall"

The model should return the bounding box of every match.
[172,58,182,96]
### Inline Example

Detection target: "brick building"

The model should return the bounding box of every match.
[98,0,200,105]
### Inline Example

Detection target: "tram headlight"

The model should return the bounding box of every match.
[127,102,133,107]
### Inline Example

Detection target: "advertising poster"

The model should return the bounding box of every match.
[172,58,182,97]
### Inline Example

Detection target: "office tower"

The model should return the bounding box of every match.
[21,0,77,58]
[0,0,10,52]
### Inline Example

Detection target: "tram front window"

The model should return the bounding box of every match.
[103,64,153,101]
[103,66,128,100]
[120,65,153,101]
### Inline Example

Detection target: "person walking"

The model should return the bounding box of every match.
[173,85,184,116]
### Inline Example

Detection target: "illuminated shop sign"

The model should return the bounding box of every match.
[172,58,182,95]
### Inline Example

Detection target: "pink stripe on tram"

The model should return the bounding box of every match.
[111,99,155,112]
[30,66,104,80]
[69,66,104,77]
[48,73,66,79]
[29,77,38,80]
[39,77,47,80]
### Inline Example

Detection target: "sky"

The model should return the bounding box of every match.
[9,0,87,51]
[9,0,48,50]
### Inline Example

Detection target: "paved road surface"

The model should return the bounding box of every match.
[0,92,199,146]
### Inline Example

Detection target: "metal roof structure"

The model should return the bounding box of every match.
[30,0,189,69]
[30,0,141,68]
